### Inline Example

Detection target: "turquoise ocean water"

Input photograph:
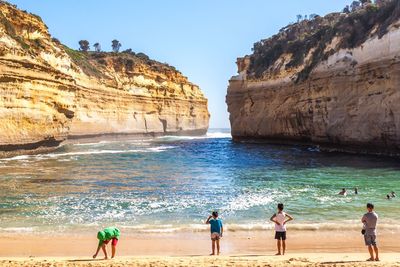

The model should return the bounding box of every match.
[0,129,399,234]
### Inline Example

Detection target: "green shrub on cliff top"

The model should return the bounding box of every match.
[63,45,105,77]
[248,0,400,82]
[63,45,87,61]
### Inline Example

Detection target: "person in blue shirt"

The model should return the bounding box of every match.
[206,211,223,255]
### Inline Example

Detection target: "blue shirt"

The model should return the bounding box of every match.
[209,218,223,233]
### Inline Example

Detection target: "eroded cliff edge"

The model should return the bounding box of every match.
[0,2,209,157]
[227,1,400,156]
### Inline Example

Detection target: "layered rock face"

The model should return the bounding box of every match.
[227,1,400,155]
[0,2,209,157]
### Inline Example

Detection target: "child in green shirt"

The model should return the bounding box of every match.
[93,227,120,259]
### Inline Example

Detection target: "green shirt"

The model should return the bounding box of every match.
[97,227,120,246]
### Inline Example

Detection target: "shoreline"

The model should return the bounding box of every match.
[1,229,399,257]
[2,221,400,235]
[0,128,209,159]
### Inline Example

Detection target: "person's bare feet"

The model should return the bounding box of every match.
[209,253,215,256]
[366,258,374,261]
[375,258,380,261]
[275,253,281,256]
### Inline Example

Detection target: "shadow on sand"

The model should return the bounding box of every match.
[67,259,104,262]
[320,261,368,265]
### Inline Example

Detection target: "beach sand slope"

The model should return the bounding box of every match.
[2,254,400,267]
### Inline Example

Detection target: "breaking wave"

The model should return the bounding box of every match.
[156,131,231,141]
[0,146,176,162]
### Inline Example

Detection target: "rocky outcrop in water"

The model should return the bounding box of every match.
[227,0,400,155]
[0,2,209,157]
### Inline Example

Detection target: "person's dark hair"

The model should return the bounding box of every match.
[277,203,284,211]
[212,211,218,217]
[367,203,374,209]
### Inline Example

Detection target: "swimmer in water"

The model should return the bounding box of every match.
[338,188,347,196]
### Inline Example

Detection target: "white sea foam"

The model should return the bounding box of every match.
[156,131,231,141]
[147,146,176,152]
[46,149,144,157]
[57,158,73,162]
[73,140,151,147]
[206,132,232,139]
[315,196,337,203]
[0,227,36,233]
[224,193,274,211]
[0,145,175,162]
[0,155,31,161]
[115,221,400,233]
[0,131,228,161]
[73,142,107,146]
[2,222,399,235]
[120,224,208,233]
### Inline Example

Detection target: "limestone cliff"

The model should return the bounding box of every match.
[227,0,400,155]
[0,2,209,157]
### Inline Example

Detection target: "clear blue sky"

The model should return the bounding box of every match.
[10,0,350,128]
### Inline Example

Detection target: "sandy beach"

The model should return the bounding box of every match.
[2,254,400,267]
[2,0,400,266]
[1,230,400,266]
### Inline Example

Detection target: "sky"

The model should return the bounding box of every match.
[9,0,350,128]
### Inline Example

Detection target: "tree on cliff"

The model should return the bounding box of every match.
[93,42,101,52]
[78,40,90,52]
[296,14,303,22]
[122,48,135,55]
[111,39,122,53]
[375,0,386,7]
[343,5,351,13]
[350,1,361,12]
[136,52,150,61]
[360,0,372,5]
[309,14,318,20]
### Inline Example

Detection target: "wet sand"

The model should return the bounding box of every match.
[1,230,400,266]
